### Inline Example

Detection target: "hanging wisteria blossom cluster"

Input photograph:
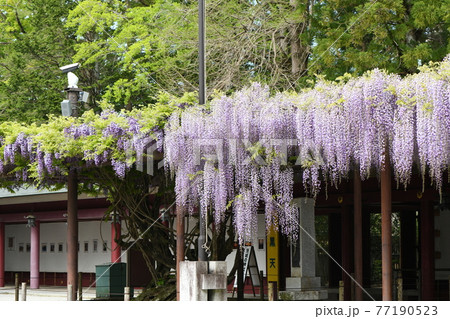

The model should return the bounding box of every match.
[0,90,199,187]
[164,57,450,243]
[0,109,162,187]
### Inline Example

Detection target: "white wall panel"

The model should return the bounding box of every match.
[4,220,125,273]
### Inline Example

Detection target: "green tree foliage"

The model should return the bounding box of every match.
[1,0,448,118]
[67,0,315,103]
[0,0,77,122]
[66,0,449,104]
[310,0,450,80]
[66,0,198,109]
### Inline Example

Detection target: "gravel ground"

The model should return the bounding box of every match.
[0,285,96,301]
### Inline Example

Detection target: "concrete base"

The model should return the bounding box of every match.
[179,261,227,301]
[286,276,321,290]
[279,289,328,301]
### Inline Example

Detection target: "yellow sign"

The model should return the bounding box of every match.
[266,225,279,286]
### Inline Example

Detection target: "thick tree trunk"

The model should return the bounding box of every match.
[289,0,310,79]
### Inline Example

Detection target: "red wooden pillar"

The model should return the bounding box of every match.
[420,198,435,300]
[0,222,4,287]
[111,221,121,263]
[30,220,40,289]
[176,206,185,301]
[381,147,392,301]
[354,171,363,301]
[341,205,352,300]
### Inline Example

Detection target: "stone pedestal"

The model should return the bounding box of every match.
[279,197,328,300]
[179,261,227,301]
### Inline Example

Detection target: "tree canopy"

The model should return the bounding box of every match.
[1,0,448,120]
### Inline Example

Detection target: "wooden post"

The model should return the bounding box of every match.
[354,170,363,301]
[259,271,264,301]
[176,206,185,301]
[339,280,344,301]
[397,277,403,301]
[381,146,392,301]
[67,284,73,301]
[20,282,27,301]
[66,86,80,301]
[15,273,19,301]
[78,272,83,301]
[268,282,277,301]
[67,169,78,301]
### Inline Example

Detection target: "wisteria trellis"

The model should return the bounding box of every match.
[164,58,450,243]
[0,58,449,243]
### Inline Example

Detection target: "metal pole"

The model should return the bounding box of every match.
[20,282,27,301]
[124,287,130,301]
[381,145,392,301]
[197,0,207,262]
[176,206,185,301]
[354,170,363,301]
[198,0,206,105]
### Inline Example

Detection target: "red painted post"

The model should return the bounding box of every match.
[176,206,185,301]
[30,220,40,289]
[111,221,121,263]
[381,147,392,301]
[0,222,4,287]
[420,198,435,300]
[354,171,363,301]
[67,169,78,301]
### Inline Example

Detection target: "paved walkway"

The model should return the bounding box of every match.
[0,285,96,301]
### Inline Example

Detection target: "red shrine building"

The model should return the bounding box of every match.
[0,187,122,288]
